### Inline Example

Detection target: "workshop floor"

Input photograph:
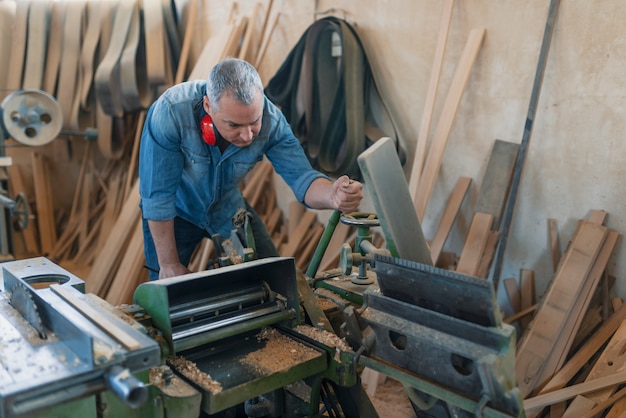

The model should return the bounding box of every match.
[370,378,417,417]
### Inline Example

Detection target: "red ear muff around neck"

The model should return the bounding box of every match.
[201,114,216,145]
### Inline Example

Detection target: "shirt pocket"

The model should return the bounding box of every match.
[182,146,212,175]
[232,160,260,183]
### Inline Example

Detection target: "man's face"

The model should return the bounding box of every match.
[203,90,263,148]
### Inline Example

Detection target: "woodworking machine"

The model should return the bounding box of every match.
[0,136,525,418]
[0,256,369,418]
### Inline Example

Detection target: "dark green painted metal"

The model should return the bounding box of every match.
[358,356,522,418]
[306,209,341,278]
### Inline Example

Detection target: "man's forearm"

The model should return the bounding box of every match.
[147,219,180,266]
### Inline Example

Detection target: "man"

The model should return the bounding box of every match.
[139,58,363,280]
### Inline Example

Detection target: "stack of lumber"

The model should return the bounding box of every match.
[497,211,624,417]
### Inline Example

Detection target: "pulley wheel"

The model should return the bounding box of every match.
[1,89,62,146]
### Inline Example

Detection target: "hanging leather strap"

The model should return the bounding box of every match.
[5,1,29,93]
[22,0,50,90]
[79,0,107,111]
[142,0,167,85]
[0,2,16,91]
[266,16,405,179]
[94,0,135,117]
[57,0,86,130]
[120,0,152,111]
[95,0,118,160]
[42,0,66,96]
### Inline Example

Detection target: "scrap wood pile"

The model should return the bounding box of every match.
[502,210,626,417]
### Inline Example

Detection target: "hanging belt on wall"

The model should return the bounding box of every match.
[266,16,405,179]
[57,1,85,131]
[42,1,66,96]
[22,0,50,90]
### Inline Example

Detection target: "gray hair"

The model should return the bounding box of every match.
[206,58,264,111]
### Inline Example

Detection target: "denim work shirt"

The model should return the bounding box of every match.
[139,80,328,238]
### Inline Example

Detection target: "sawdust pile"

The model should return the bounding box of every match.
[240,328,320,373]
[294,324,353,353]
[169,356,223,394]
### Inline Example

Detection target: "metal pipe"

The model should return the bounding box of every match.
[306,209,341,278]
[104,365,148,409]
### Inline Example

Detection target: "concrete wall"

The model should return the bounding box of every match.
[190,0,626,303]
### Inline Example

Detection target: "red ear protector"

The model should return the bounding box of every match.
[200,114,216,146]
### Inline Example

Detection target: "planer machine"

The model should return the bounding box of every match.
[0,138,525,417]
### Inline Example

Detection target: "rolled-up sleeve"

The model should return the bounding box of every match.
[264,104,329,203]
[139,100,185,221]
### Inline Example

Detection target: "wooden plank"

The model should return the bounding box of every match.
[562,396,596,418]
[455,212,493,277]
[605,394,626,417]
[588,209,608,225]
[429,176,471,265]
[318,222,353,273]
[516,221,608,398]
[474,139,520,229]
[504,304,537,325]
[280,210,317,257]
[220,16,249,60]
[504,277,521,314]
[238,3,261,62]
[86,180,141,296]
[297,222,324,271]
[414,27,486,220]
[535,289,626,396]
[524,370,626,414]
[475,230,499,279]
[408,0,455,199]
[536,230,620,393]
[105,219,147,306]
[288,201,306,237]
[50,283,141,350]
[31,152,57,254]
[255,10,280,69]
[548,218,560,273]
[519,269,536,332]
[563,320,626,416]
[174,0,199,84]
[581,386,626,418]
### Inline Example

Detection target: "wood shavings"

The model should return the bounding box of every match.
[169,356,223,394]
[294,324,353,353]
[240,328,320,373]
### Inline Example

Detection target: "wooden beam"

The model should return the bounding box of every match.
[455,212,493,277]
[414,27,485,220]
[536,230,620,393]
[31,152,57,254]
[429,176,471,265]
[562,320,626,416]
[548,218,560,273]
[538,302,626,395]
[408,0,455,198]
[516,221,607,398]
[524,370,626,414]
[474,139,519,229]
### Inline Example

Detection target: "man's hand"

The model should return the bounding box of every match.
[331,175,363,213]
[158,262,191,279]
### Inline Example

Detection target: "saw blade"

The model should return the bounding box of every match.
[9,282,47,339]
